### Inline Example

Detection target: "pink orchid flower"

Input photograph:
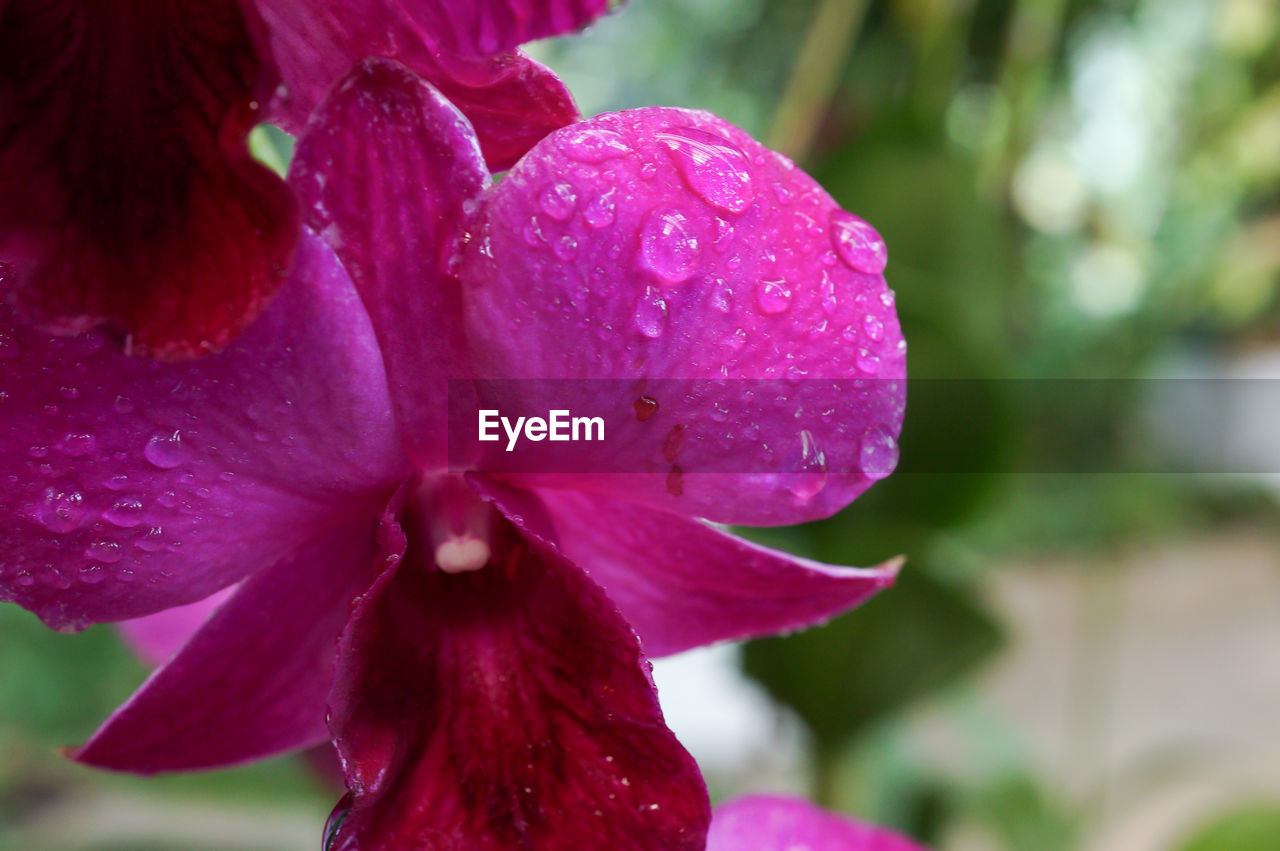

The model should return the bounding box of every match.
[0,0,611,357]
[709,796,930,851]
[0,58,905,848]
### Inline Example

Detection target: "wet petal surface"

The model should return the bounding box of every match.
[0,233,404,630]
[474,478,900,657]
[327,491,709,850]
[291,59,488,470]
[458,107,906,525]
[76,515,382,773]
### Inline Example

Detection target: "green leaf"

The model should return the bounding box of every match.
[741,559,1003,747]
[1176,804,1280,851]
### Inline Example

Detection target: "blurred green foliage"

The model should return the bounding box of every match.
[1176,804,1280,851]
[543,0,1280,847]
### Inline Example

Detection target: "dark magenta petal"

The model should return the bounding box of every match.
[0,1,299,357]
[257,2,580,170]
[75,515,382,773]
[471,476,899,657]
[0,232,405,630]
[291,58,489,470]
[116,586,236,667]
[708,796,930,851]
[458,108,906,525]
[326,496,710,849]
[397,0,614,59]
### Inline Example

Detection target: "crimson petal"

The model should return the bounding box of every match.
[257,1,579,170]
[326,504,710,849]
[0,0,298,356]
[399,0,615,60]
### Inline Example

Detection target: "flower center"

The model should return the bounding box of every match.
[412,473,502,574]
[434,535,490,573]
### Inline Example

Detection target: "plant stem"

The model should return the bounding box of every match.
[767,0,871,164]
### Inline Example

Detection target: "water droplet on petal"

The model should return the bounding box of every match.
[756,279,793,314]
[856,348,881,374]
[819,271,839,316]
[656,126,756,214]
[79,565,106,584]
[863,314,885,341]
[829,210,888,273]
[713,217,735,252]
[639,209,700,285]
[39,482,86,533]
[521,217,545,246]
[860,425,899,480]
[538,182,577,221]
[634,289,668,338]
[553,235,578,261]
[86,539,123,564]
[136,526,166,552]
[786,429,829,500]
[104,497,145,528]
[583,191,616,228]
[559,126,631,162]
[113,395,134,414]
[58,432,96,457]
[709,279,733,313]
[0,330,19,359]
[144,431,189,469]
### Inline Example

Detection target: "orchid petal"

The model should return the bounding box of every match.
[397,0,615,60]
[116,585,235,667]
[0,1,298,357]
[458,107,906,525]
[291,58,489,470]
[0,232,404,630]
[708,795,929,851]
[326,505,710,849]
[471,476,898,657]
[256,2,579,170]
[75,515,382,773]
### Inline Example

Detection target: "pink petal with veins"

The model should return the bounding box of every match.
[473,476,899,657]
[76,515,382,773]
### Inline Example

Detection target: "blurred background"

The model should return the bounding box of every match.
[4,0,1280,848]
